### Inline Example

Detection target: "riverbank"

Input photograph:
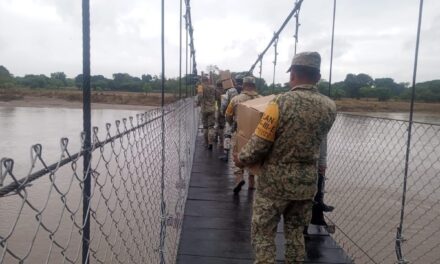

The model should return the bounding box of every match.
[336,98,440,113]
[0,88,176,110]
[1,88,440,113]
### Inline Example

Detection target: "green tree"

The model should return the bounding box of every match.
[19,74,51,88]
[74,74,83,88]
[376,87,391,101]
[344,73,373,99]
[50,72,67,87]
[0,65,15,88]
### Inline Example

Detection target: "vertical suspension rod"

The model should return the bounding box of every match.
[293,0,301,55]
[328,0,337,97]
[159,0,167,262]
[272,36,279,93]
[81,0,91,263]
[185,12,189,97]
[179,0,183,99]
[396,0,424,263]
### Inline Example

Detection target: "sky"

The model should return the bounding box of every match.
[0,0,439,85]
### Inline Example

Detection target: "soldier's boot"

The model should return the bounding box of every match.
[203,128,209,148]
[233,171,245,194]
[314,173,334,212]
[218,135,231,162]
[218,149,229,162]
[248,175,255,190]
[207,127,216,150]
[218,128,224,148]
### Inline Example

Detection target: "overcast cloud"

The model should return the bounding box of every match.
[0,0,439,84]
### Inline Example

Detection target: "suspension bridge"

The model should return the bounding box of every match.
[1,0,439,263]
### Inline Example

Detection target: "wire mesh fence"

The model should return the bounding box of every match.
[0,98,199,264]
[326,113,440,264]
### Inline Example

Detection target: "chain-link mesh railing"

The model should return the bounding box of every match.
[0,98,199,264]
[326,113,440,264]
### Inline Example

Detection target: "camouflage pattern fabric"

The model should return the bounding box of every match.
[238,84,336,263]
[201,111,216,145]
[239,84,336,200]
[197,84,218,113]
[252,193,312,263]
[221,88,239,150]
[221,87,239,115]
[197,84,220,145]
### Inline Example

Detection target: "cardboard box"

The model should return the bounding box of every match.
[222,79,234,89]
[220,70,231,81]
[234,95,275,175]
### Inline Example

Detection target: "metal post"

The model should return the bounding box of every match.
[179,0,183,99]
[396,0,424,263]
[159,0,167,262]
[328,0,336,97]
[185,14,189,98]
[81,0,91,263]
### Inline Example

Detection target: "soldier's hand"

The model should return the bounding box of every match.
[233,153,244,168]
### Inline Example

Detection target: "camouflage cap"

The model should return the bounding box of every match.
[287,51,321,72]
[243,76,255,85]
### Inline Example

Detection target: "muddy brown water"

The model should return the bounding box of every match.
[1,108,439,263]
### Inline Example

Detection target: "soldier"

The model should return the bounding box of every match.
[197,76,219,150]
[233,52,336,263]
[215,80,226,148]
[218,79,239,162]
[225,76,261,193]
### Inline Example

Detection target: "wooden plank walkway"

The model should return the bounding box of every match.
[177,134,353,264]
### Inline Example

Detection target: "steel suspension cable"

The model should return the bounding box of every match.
[396,0,424,263]
[248,0,303,74]
[328,0,337,97]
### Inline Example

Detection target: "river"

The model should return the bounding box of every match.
[0,106,154,179]
[0,106,439,263]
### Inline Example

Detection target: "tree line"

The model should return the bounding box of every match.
[1,65,439,102]
[0,65,198,95]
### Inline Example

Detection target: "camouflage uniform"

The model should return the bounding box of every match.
[226,88,261,189]
[197,83,219,146]
[215,84,226,147]
[221,87,239,153]
[238,52,336,263]
[239,85,336,263]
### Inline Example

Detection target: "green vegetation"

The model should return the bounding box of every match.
[1,65,439,103]
[316,73,440,102]
[0,65,198,95]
